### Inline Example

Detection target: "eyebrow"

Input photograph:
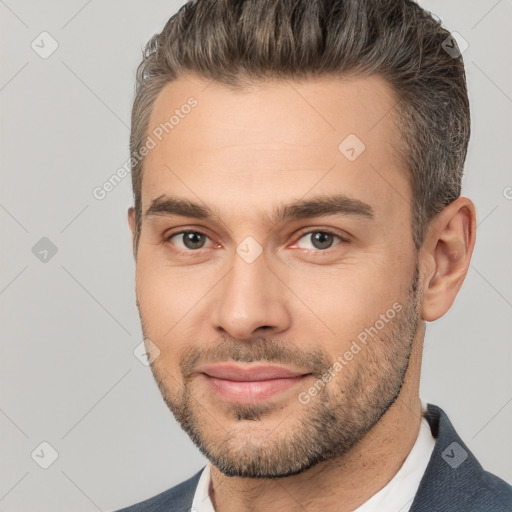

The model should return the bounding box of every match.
[144,193,375,225]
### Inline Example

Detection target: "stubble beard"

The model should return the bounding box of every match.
[144,265,421,479]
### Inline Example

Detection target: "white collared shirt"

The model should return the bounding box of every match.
[191,400,435,512]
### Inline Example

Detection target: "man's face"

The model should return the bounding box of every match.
[131,73,422,478]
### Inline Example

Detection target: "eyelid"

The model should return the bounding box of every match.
[290,227,351,247]
[164,228,209,241]
[164,229,219,252]
[163,226,351,253]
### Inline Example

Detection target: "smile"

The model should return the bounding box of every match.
[197,363,312,403]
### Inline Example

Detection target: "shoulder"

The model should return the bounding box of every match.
[448,468,512,511]
[114,469,202,512]
[411,404,512,512]
[477,469,512,510]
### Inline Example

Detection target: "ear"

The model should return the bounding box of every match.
[418,197,476,322]
[127,206,137,259]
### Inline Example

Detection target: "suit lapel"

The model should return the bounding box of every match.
[410,404,484,511]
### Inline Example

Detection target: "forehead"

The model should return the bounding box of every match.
[141,72,410,227]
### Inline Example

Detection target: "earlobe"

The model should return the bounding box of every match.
[127,207,137,259]
[128,206,136,235]
[420,197,476,322]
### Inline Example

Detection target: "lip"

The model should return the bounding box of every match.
[198,363,307,381]
[197,363,311,403]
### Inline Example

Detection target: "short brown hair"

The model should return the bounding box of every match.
[130,0,470,252]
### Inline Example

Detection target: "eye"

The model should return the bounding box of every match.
[295,230,344,250]
[166,230,216,251]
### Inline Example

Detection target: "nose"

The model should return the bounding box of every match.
[210,248,292,341]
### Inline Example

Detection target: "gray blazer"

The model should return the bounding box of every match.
[115,404,512,511]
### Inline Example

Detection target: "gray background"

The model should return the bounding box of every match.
[0,0,511,510]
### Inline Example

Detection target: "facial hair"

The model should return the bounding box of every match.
[143,264,421,478]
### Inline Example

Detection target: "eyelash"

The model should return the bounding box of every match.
[164,228,349,255]
[164,230,216,256]
[294,228,348,245]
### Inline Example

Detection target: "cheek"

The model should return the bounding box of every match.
[135,258,215,368]
[282,258,410,351]
[135,255,209,325]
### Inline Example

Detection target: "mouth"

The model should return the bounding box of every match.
[196,363,312,403]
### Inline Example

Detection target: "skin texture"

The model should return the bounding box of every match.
[128,73,476,512]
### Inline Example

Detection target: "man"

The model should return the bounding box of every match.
[117,0,512,510]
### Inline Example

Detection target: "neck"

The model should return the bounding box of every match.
[209,324,426,512]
